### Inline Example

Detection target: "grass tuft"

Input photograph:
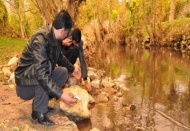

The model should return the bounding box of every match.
[0,36,26,65]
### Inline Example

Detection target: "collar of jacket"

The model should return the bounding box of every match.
[46,24,58,47]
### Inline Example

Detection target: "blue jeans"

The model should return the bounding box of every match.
[16,67,68,113]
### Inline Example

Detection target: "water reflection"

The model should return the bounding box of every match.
[78,45,190,131]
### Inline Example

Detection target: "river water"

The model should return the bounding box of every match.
[78,44,190,131]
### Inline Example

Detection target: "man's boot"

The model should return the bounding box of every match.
[47,106,56,114]
[31,111,55,126]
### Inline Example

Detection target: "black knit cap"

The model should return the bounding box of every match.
[71,28,81,43]
[52,10,73,30]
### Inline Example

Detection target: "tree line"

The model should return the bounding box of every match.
[0,0,189,45]
[0,0,84,38]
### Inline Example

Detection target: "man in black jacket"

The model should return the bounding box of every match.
[14,10,81,126]
[61,28,92,91]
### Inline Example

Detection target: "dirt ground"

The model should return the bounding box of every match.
[0,82,79,131]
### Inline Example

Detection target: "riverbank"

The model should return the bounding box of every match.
[0,18,190,66]
[81,18,190,65]
[141,18,190,50]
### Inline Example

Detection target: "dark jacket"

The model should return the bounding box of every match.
[61,40,87,80]
[15,24,74,99]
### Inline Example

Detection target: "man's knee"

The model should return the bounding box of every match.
[52,67,69,88]
[57,67,68,79]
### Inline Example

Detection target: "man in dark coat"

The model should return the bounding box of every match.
[15,10,81,126]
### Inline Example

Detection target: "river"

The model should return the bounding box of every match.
[78,44,190,131]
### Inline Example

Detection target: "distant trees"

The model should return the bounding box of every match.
[5,0,28,38]
[169,0,176,21]
[1,0,84,38]
[76,0,190,46]
[0,0,8,32]
[30,0,64,24]
[30,0,84,24]
[0,0,189,39]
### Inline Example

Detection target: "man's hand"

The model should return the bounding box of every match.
[62,38,73,46]
[72,67,81,80]
[60,92,77,106]
[85,81,92,92]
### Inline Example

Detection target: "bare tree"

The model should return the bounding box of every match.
[66,0,84,22]
[31,0,61,24]
[5,0,27,38]
[4,0,84,38]
[169,0,175,21]
[31,0,84,24]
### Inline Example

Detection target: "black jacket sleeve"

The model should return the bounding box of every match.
[33,38,62,99]
[78,40,88,80]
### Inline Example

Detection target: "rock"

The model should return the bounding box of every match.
[8,72,15,83]
[91,79,100,89]
[96,69,106,77]
[2,66,11,77]
[90,127,101,131]
[102,87,117,95]
[130,104,136,111]
[60,85,95,119]
[9,84,15,88]
[116,92,123,97]
[8,56,19,66]
[120,86,130,92]
[96,92,109,103]
[102,79,116,88]
[87,67,97,72]
[113,95,119,102]
[54,121,79,131]
[88,70,99,80]
[116,74,126,82]
[67,77,78,86]
[8,56,19,71]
